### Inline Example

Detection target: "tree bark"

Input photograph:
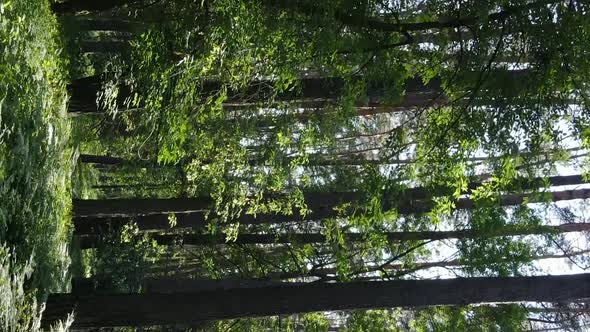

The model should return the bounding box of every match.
[66,76,132,114]
[406,174,590,202]
[411,188,590,214]
[77,222,590,249]
[72,277,301,295]
[42,273,590,328]
[66,70,529,114]
[307,248,590,280]
[72,17,139,33]
[79,154,128,165]
[51,0,134,14]
[66,74,443,114]
[80,41,130,54]
[334,0,561,32]
[73,186,590,234]
[72,191,359,218]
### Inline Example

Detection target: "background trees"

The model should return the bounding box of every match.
[2,0,590,331]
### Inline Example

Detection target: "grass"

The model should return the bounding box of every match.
[0,0,73,329]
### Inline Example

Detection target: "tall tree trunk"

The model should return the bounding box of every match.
[403,188,590,214]
[51,0,134,14]
[79,154,128,165]
[78,154,159,169]
[67,76,132,114]
[66,70,529,114]
[334,0,561,32]
[73,185,590,234]
[77,222,590,249]
[42,273,590,328]
[73,197,214,217]
[80,41,130,54]
[309,248,590,280]
[407,174,589,201]
[74,248,590,289]
[66,74,443,114]
[71,277,299,295]
[72,191,359,217]
[72,17,139,33]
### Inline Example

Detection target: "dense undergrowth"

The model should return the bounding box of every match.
[0,0,73,330]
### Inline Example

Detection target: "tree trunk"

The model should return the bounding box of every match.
[73,17,139,33]
[308,248,590,280]
[66,76,132,114]
[77,222,590,249]
[66,74,443,114]
[73,186,590,234]
[334,0,561,32]
[72,191,359,218]
[71,277,300,294]
[42,273,590,328]
[78,154,160,169]
[406,174,590,202]
[406,188,590,214]
[80,41,130,54]
[72,198,215,217]
[66,70,529,114]
[51,0,134,14]
[79,154,128,165]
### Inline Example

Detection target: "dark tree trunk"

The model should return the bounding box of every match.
[407,174,590,201]
[42,273,590,328]
[73,17,139,33]
[66,70,529,114]
[78,154,159,169]
[72,191,359,218]
[79,154,128,165]
[67,76,133,114]
[80,41,130,54]
[66,74,443,114]
[77,222,590,249]
[73,197,215,217]
[51,0,134,14]
[66,76,102,113]
[334,0,561,32]
[72,277,299,294]
[92,184,170,190]
[407,188,590,214]
[73,205,340,234]
[73,186,590,235]
[307,248,590,280]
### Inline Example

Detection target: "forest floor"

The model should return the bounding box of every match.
[0,0,73,328]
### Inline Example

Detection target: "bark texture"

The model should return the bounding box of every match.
[73,186,590,235]
[51,0,133,14]
[43,273,590,328]
[77,222,590,248]
[72,191,359,217]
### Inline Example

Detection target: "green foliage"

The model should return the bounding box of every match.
[0,244,73,332]
[343,310,402,332]
[0,245,39,332]
[458,206,541,277]
[85,223,163,292]
[411,305,527,332]
[0,0,72,298]
[210,313,330,332]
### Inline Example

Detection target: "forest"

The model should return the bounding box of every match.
[2,0,590,331]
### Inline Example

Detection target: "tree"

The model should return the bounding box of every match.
[58,1,590,330]
[51,0,134,14]
[42,273,590,328]
[71,186,590,222]
[76,222,590,249]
